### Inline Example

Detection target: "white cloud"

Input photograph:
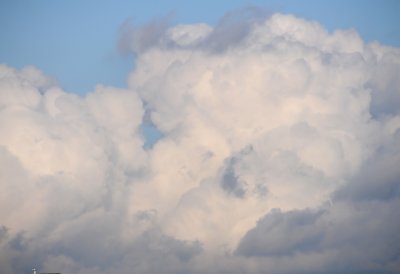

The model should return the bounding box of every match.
[1,11,400,274]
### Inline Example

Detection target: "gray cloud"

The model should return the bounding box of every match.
[235,199,400,273]
[334,131,400,202]
[118,6,270,54]
[367,50,400,117]
[236,208,325,257]
[220,146,254,198]
[199,6,270,53]
[117,14,173,55]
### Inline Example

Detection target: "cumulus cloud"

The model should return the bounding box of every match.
[1,11,400,274]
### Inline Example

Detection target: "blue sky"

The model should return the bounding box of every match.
[1,0,399,94]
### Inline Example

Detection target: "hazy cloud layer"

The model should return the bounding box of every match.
[1,12,400,274]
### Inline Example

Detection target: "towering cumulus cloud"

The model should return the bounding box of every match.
[1,12,400,274]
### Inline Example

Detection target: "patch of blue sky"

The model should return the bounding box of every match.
[141,122,164,150]
[1,0,399,94]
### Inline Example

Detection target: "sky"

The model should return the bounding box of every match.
[1,1,400,274]
[0,0,399,93]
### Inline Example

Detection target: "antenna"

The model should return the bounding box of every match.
[32,267,61,274]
